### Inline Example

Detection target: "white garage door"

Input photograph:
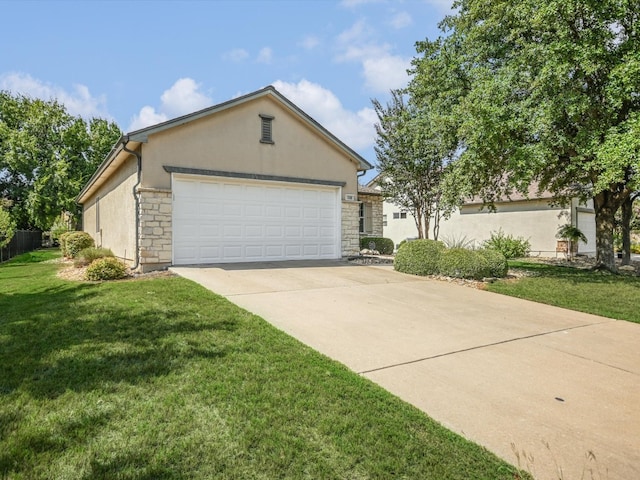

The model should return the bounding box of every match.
[172,175,341,264]
[577,209,596,255]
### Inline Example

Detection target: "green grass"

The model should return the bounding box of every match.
[486,260,640,323]
[0,250,526,479]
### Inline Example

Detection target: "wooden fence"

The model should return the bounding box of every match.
[0,230,42,263]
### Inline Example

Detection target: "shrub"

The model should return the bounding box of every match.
[64,232,95,258]
[58,231,74,257]
[482,229,530,259]
[477,248,508,278]
[74,247,114,267]
[437,248,491,280]
[631,243,640,254]
[394,239,446,276]
[359,237,394,255]
[440,234,476,250]
[86,257,127,281]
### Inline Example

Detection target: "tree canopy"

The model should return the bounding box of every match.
[0,92,121,230]
[408,0,640,270]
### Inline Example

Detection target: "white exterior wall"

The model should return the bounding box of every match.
[383,198,596,256]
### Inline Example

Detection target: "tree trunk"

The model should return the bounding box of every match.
[433,208,441,241]
[414,206,424,239]
[621,195,633,265]
[593,190,626,272]
[423,215,430,240]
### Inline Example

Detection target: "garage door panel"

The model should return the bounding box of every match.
[173,176,340,264]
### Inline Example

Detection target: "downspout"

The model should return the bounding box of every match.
[122,136,142,270]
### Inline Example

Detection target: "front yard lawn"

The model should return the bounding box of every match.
[486,260,640,324]
[0,250,526,479]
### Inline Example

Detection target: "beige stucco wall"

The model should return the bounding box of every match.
[82,156,137,264]
[383,198,596,256]
[140,95,359,197]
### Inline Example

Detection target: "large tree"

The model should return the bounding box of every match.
[373,90,455,239]
[411,0,640,270]
[0,92,121,230]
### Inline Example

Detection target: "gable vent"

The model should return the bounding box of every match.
[259,114,274,144]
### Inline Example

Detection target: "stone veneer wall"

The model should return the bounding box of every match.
[138,187,172,272]
[341,200,360,256]
[358,193,383,238]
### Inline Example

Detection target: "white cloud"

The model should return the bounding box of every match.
[272,79,376,150]
[300,35,320,50]
[159,78,211,117]
[257,47,273,64]
[0,71,110,119]
[390,11,412,29]
[129,106,168,131]
[129,77,212,131]
[223,48,250,62]
[334,21,411,93]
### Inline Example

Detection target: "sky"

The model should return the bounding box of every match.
[0,0,454,182]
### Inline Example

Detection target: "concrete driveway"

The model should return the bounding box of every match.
[171,261,640,480]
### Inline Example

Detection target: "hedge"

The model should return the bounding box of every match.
[394,239,446,276]
[437,248,491,280]
[74,247,115,267]
[360,237,394,255]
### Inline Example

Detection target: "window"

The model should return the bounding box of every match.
[382,214,387,227]
[259,114,274,143]
[392,211,407,220]
[359,202,373,234]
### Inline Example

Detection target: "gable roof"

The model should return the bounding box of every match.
[77,86,372,204]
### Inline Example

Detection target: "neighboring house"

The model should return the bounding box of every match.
[371,179,597,256]
[77,86,372,271]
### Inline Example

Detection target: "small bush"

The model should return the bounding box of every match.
[360,237,394,255]
[630,243,640,254]
[86,257,127,281]
[64,232,95,258]
[74,247,114,267]
[438,248,491,280]
[482,229,530,259]
[477,248,508,278]
[58,231,73,257]
[440,234,476,250]
[394,239,446,276]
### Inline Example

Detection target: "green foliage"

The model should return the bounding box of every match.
[58,231,73,257]
[85,256,127,281]
[372,90,456,239]
[0,91,122,230]
[50,214,73,241]
[73,247,114,267]
[483,229,531,259]
[0,207,16,249]
[360,237,394,255]
[437,248,491,280]
[394,239,446,276]
[631,243,640,254]
[477,248,508,278]
[64,231,95,258]
[556,224,588,244]
[409,0,640,270]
